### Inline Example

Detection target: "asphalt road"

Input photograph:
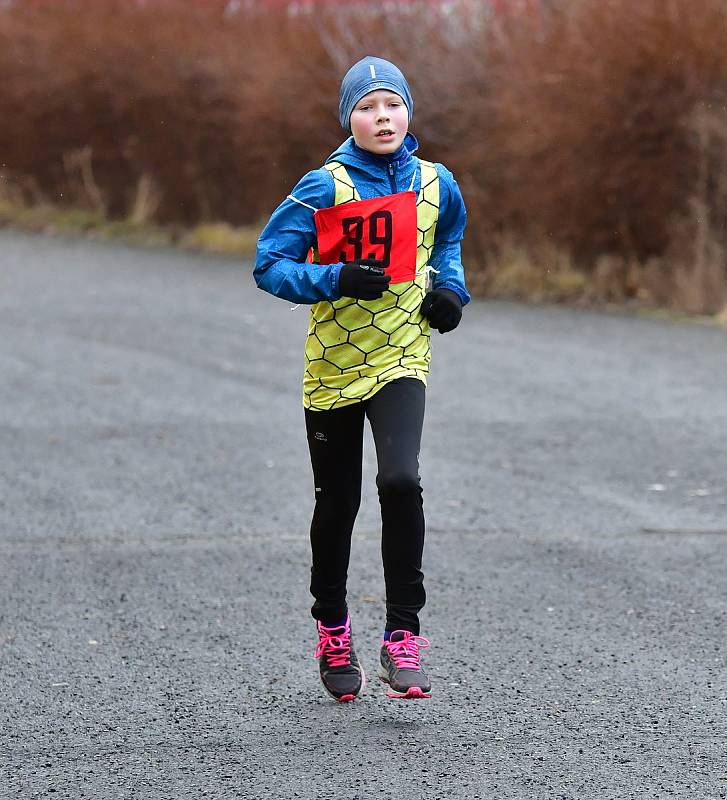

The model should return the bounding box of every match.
[1,229,725,799]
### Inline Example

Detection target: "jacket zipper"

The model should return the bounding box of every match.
[388,163,397,194]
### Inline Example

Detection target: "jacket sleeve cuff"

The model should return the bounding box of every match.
[330,263,344,299]
[434,281,470,307]
[437,287,463,307]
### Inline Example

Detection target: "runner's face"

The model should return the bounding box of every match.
[349,91,409,154]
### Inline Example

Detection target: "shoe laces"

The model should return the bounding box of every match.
[314,619,352,668]
[384,630,430,669]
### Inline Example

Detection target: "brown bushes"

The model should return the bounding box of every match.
[1,0,726,313]
[478,0,727,312]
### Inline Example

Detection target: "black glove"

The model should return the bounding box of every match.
[338,259,391,301]
[420,288,462,333]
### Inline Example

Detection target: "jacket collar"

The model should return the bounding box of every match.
[325,132,419,173]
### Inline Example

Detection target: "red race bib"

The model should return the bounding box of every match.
[313,191,417,284]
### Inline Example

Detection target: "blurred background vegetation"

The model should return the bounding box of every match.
[1,0,727,316]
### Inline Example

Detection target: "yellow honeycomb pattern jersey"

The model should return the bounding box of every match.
[303,159,439,411]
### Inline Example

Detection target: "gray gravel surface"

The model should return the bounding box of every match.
[1,230,725,799]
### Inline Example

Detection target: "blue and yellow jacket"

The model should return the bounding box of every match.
[254,133,470,306]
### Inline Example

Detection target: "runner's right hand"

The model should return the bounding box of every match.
[338,259,391,300]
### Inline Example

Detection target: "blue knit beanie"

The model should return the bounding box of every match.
[339,56,414,132]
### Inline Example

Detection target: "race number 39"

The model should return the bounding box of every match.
[340,211,393,265]
[314,191,418,284]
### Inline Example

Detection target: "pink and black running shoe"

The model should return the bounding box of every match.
[378,630,432,699]
[314,616,365,702]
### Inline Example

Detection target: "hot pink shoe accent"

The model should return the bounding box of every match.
[385,686,429,700]
[314,618,353,668]
[382,631,430,669]
[314,616,365,701]
[379,630,432,698]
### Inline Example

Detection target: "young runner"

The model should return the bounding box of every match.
[254,56,470,701]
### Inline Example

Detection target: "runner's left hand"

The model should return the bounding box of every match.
[420,289,462,333]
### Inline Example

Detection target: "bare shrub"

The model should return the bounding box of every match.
[62,146,106,217]
[129,174,162,226]
[2,0,727,313]
[667,105,727,313]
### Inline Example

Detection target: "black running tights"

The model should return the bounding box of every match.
[304,377,426,634]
